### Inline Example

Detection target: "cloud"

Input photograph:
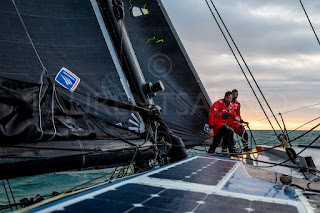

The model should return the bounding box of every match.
[162,0,320,129]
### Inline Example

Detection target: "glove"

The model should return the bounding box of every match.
[222,112,229,120]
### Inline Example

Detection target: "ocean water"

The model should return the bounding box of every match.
[1,130,319,210]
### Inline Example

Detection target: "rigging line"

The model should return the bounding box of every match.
[288,122,320,143]
[109,164,120,180]
[11,0,47,70]
[1,181,12,212]
[237,144,284,156]
[288,116,320,134]
[279,113,290,142]
[61,166,124,195]
[296,134,320,156]
[260,116,320,146]
[0,143,151,154]
[239,155,299,169]
[123,148,138,176]
[11,0,50,142]
[208,0,284,133]
[246,125,257,146]
[298,0,320,46]
[63,150,139,194]
[48,84,57,141]
[79,105,138,147]
[257,102,320,121]
[54,89,66,113]
[204,0,279,138]
[35,70,46,141]
[257,134,320,169]
[54,83,153,115]
[6,180,17,211]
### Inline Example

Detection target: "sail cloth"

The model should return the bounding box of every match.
[0,0,145,143]
[122,0,211,146]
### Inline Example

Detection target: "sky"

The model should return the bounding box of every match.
[161,0,320,130]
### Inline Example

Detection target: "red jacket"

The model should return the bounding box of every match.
[231,100,241,116]
[228,101,242,127]
[208,99,237,136]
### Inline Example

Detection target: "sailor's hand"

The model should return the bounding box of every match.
[243,121,249,125]
[208,129,214,137]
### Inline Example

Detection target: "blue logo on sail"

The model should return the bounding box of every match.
[55,67,80,92]
[203,124,210,133]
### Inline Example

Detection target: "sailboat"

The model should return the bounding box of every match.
[0,0,319,212]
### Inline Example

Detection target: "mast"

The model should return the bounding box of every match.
[96,0,163,105]
[96,0,188,161]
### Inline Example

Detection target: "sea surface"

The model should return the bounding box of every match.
[1,130,319,210]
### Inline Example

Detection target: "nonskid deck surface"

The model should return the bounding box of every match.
[27,156,310,213]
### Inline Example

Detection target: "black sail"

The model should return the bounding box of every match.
[122,0,211,146]
[0,0,145,142]
[0,0,155,179]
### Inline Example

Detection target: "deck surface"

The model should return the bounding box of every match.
[27,156,312,213]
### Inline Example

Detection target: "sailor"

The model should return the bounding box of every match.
[208,91,235,153]
[229,89,250,151]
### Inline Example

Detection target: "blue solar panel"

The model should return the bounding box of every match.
[95,190,151,203]
[61,183,298,213]
[143,196,198,211]
[251,201,299,213]
[28,157,301,213]
[159,189,206,201]
[205,194,250,207]
[64,199,132,213]
[128,206,182,213]
[195,202,249,213]
[150,157,237,185]
[116,183,165,194]
[194,195,299,213]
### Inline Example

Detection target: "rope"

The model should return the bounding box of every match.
[6,180,18,211]
[298,0,320,46]
[258,102,320,121]
[204,0,280,138]
[35,69,46,141]
[296,134,320,156]
[80,106,139,147]
[48,84,57,141]
[259,117,320,146]
[288,116,320,134]
[122,148,138,177]
[1,180,12,212]
[253,133,320,169]
[61,155,138,195]
[11,0,46,70]
[279,113,290,144]
[12,0,51,142]
[60,86,153,115]
[259,119,320,147]
[246,125,257,147]
[0,142,151,154]
[288,122,320,143]
[207,0,284,134]
[61,169,118,195]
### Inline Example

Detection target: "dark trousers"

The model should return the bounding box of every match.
[208,125,234,153]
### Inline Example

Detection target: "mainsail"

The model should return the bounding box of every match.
[122,0,212,146]
[0,0,155,179]
[0,0,211,179]
[0,0,141,138]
